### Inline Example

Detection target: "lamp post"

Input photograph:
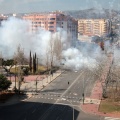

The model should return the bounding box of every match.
[61,98,74,120]
[35,75,40,93]
[18,65,22,94]
[14,64,17,92]
[82,75,85,104]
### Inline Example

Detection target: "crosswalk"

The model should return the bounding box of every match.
[31,94,81,103]
[33,93,81,100]
[105,117,120,120]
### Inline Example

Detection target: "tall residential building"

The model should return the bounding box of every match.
[23,11,78,40]
[78,19,109,36]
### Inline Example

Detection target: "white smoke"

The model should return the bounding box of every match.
[0,17,33,57]
[0,17,101,70]
[62,48,97,70]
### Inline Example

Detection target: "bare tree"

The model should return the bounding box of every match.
[44,32,63,79]
[14,45,26,94]
[105,49,120,101]
[53,33,63,65]
[14,45,26,65]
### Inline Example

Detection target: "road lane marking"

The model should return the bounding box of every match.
[55,71,84,104]
[105,117,120,120]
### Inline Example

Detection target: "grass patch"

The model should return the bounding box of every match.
[99,99,120,113]
[10,67,18,74]
[38,66,47,71]
[10,65,47,73]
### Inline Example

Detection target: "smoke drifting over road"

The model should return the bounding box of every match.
[0,17,102,70]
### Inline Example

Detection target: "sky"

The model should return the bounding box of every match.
[0,0,120,13]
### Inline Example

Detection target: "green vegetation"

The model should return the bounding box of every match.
[0,74,11,92]
[10,65,47,74]
[10,65,59,75]
[99,99,120,113]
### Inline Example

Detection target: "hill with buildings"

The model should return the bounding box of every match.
[64,8,120,19]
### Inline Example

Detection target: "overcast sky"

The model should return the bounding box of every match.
[0,0,120,13]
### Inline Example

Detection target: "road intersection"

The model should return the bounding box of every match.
[0,70,119,120]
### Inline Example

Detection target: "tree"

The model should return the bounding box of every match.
[2,59,14,73]
[29,51,32,73]
[34,53,37,73]
[14,45,27,94]
[105,49,120,101]
[14,45,28,65]
[0,74,11,92]
[33,54,35,74]
[46,33,63,70]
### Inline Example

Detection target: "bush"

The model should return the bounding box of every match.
[0,74,11,92]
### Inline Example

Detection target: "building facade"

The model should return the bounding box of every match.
[23,11,78,40]
[78,19,108,36]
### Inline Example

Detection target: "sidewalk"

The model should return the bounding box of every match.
[80,56,120,118]
[9,70,62,91]
[0,70,62,106]
[80,80,120,118]
[21,70,62,92]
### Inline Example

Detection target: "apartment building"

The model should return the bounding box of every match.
[23,11,78,40]
[78,19,108,36]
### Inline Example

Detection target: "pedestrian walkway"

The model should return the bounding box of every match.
[9,70,62,92]
[30,95,80,104]
[80,56,120,118]
[104,117,120,120]
[1,70,63,106]
[83,98,100,104]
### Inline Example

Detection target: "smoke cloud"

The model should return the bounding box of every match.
[0,17,102,70]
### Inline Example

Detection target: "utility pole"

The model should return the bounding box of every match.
[14,56,17,92]
[18,65,22,94]
[35,80,37,93]
[82,75,85,104]
[35,75,40,94]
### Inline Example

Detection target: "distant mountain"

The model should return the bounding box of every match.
[64,8,120,19]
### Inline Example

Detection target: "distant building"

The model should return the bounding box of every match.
[0,15,8,25]
[23,11,78,40]
[78,19,110,37]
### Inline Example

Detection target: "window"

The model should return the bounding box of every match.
[48,22,54,24]
[49,26,54,28]
[49,18,55,20]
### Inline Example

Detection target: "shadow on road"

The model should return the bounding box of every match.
[0,101,80,120]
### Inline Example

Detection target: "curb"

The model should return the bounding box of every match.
[0,70,64,106]
[38,71,64,91]
[79,102,101,117]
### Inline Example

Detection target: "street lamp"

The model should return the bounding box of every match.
[61,98,74,120]
[35,75,40,93]
[14,63,17,92]
[18,65,22,94]
[82,75,85,104]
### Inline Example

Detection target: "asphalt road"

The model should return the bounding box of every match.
[0,70,104,120]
